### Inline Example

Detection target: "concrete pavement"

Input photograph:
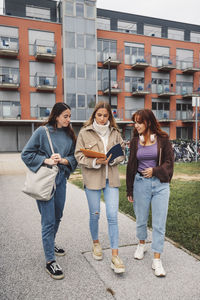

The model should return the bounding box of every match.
[0,154,200,300]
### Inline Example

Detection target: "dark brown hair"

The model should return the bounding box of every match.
[132,109,168,138]
[43,102,76,144]
[84,101,118,129]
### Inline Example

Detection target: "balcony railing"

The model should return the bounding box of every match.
[34,40,57,60]
[31,106,52,119]
[0,67,20,89]
[102,79,123,94]
[0,36,19,57]
[112,108,124,120]
[153,110,176,121]
[157,84,176,97]
[179,86,198,98]
[130,54,151,69]
[100,49,123,66]
[177,59,200,73]
[155,55,176,71]
[0,102,21,119]
[34,73,57,91]
[132,82,151,96]
[176,110,200,121]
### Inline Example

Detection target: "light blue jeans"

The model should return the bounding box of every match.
[85,179,119,249]
[37,172,66,262]
[133,173,170,253]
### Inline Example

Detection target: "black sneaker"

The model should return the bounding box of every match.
[46,261,64,280]
[55,245,66,256]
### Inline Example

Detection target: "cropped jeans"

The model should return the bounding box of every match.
[85,179,119,249]
[37,172,66,262]
[133,173,170,253]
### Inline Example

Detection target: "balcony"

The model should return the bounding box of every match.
[132,82,151,96]
[157,85,176,97]
[152,110,176,121]
[112,108,124,120]
[34,40,57,61]
[0,37,19,57]
[34,73,57,91]
[102,79,123,95]
[0,68,20,89]
[180,86,198,98]
[157,56,176,71]
[102,50,123,67]
[131,54,151,70]
[0,102,21,119]
[176,110,197,122]
[180,59,200,74]
[31,106,52,119]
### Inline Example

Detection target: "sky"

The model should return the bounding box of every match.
[0,0,200,26]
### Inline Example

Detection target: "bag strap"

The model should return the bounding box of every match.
[44,126,55,154]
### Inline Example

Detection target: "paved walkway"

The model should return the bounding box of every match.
[0,154,200,300]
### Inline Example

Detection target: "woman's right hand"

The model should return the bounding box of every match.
[128,196,134,203]
[96,154,112,165]
[44,158,58,166]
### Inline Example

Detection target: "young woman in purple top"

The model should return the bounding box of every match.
[126,109,174,277]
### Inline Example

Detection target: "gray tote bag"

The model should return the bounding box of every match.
[22,126,59,201]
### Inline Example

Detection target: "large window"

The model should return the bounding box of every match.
[66,63,76,78]
[65,32,75,48]
[190,32,200,43]
[65,1,74,16]
[97,18,110,30]
[86,65,96,80]
[77,65,85,79]
[144,24,161,37]
[168,28,184,41]
[124,43,144,65]
[97,39,117,61]
[118,20,137,34]
[151,46,170,67]
[176,127,193,140]
[176,49,193,70]
[152,99,170,119]
[26,5,50,20]
[77,94,86,108]
[76,2,84,17]
[66,93,76,108]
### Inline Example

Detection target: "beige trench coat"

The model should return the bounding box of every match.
[75,124,125,190]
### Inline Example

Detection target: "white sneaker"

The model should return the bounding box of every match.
[134,243,147,260]
[92,242,103,260]
[152,259,166,277]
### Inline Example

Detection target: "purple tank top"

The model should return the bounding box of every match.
[137,141,158,172]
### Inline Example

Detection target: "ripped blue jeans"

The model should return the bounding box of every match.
[85,179,119,249]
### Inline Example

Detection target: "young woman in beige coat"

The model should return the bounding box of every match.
[75,102,125,274]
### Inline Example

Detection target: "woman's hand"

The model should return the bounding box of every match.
[96,154,112,165]
[142,167,153,178]
[51,153,62,163]
[128,196,134,203]
[44,158,58,166]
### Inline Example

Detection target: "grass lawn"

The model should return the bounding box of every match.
[69,162,200,256]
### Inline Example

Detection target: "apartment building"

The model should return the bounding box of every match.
[0,0,200,151]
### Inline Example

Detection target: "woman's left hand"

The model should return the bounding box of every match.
[142,167,153,178]
[51,153,62,163]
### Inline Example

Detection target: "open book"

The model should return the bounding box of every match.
[80,143,124,160]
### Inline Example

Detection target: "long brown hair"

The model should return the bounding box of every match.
[84,101,118,129]
[43,102,76,144]
[132,109,168,139]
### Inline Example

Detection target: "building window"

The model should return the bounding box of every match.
[85,2,95,19]
[168,28,184,41]
[77,65,85,79]
[65,1,74,16]
[26,5,50,20]
[66,93,76,108]
[144,24,161,37]
[86,65,96,80]
[97,18,110,30]
[97,39,117,61]
[176,127,193,140]
[86,35,95,49]
[87,94,96,108]
[65,32,75,48]
[124,43,144,65]
[78,94,86,107]
[66,63,76,78]
[77,34,85,48]
[76,3,84,17]
[190,32,200,43]
[118,20,137,34]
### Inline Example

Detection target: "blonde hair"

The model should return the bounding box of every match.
[84,101,118,129]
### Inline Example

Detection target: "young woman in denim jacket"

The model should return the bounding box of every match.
[75,102,125,274]
[21,103,77,280]
[126,109,174,277]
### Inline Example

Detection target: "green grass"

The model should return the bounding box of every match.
[69,163,200,256]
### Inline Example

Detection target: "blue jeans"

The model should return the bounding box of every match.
[37,172,66,262]
[133,173,170,253]
[85,180,119,249]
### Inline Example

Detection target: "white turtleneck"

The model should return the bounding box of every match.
[92,119,110,178]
